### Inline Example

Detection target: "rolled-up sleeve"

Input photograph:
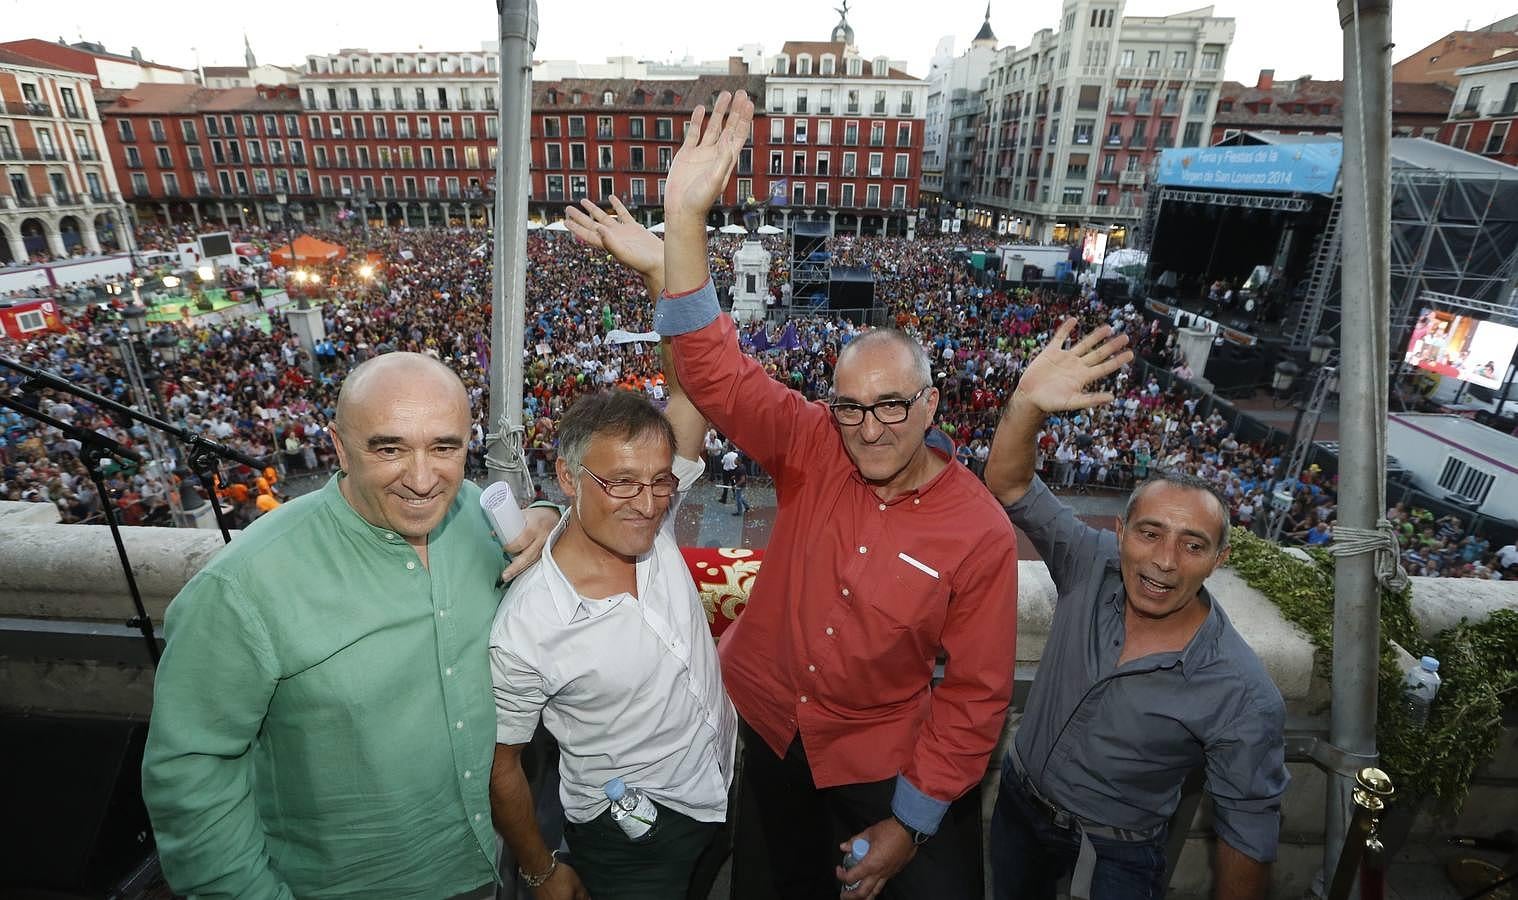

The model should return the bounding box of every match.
[490,635,550,746]
[1204,690,1288,862]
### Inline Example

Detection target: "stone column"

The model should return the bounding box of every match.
[780,210,790,230]
[254,203,266,227]
[828,211,838,233]
[81,222,101,255]
[856,218,863,237]
[190,204,202,228]
[216,202,228,226]
[421,204,431,227]
[5,227,26,264]
[235,204,247,227]
[44,224,67,259]
[159,203,172,225]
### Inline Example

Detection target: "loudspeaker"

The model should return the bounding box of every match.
[0,716,154,893]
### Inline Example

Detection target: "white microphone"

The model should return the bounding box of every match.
[479,481,527,547]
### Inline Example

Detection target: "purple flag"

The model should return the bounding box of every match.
[777,321,801,351]
[747,325,771,352]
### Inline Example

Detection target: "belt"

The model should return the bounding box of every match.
[1007,742,1164,900]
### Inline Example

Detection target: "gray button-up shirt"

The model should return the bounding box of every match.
[1007,476,1288,862]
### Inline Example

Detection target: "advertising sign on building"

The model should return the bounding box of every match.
[1154,143,1343,195]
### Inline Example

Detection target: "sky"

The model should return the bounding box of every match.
[3,0,1512,85]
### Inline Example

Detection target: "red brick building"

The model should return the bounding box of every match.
[527,75,762,225]
[0,46,130,264]
[98,83,308,229]
[1436,56,1518,167]
[1210,69,1454,144]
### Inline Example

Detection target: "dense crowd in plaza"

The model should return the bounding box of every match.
[1,221,1513,580]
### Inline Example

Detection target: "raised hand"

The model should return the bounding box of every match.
[1016,317,1134,415]
[564,196,664,281]
[662,90,754,224]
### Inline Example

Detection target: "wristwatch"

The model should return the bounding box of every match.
[893,815,932,846]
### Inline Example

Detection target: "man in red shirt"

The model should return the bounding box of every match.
[650,91,1019,899]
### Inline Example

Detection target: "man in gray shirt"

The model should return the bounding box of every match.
[984,318,1287,900]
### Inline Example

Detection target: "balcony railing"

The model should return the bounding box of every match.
[3,101,53,116]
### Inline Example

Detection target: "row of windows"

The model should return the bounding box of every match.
[767,118,912,146]
[537,172,909,209]
[305,84,496,113]
[306,53,495,76]
[5,169,106,202]
[765,87,917,116]
[764,149,912,178]
[121,138,309,169]
[770,54,885,78]
[9,81,87,117]
[1458,82,1518,116]
[1449,120,1513,156]
[0,124,100,160]
[308,115,498,140]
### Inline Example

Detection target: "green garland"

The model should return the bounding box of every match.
[1226,527,1518,812]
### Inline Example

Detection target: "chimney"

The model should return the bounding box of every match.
[729,55,749,76]
[1256,69,1274,91]
[130,46,143,62]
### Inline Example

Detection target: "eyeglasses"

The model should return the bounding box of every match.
[828,386,931,426]
[578,465,679,499]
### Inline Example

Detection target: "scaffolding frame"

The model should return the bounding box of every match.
[788,220,832,314]
[1288,167,1518,351]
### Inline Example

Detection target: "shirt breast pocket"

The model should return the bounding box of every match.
[864,553,950,641]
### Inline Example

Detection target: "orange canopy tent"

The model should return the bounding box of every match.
[271,234,347,268]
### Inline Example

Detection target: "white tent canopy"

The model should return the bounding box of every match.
[719,224,749,235]
[756,224,783,235]
[543,220,569,232]
[526,220,544,231]
[648,222,715,233]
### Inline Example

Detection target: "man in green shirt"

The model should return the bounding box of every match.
[142,352,558,899]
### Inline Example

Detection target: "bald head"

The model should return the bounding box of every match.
[335,352,468,431]
[836,329,932,387]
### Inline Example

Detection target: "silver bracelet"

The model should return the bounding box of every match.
[518,849,560,888]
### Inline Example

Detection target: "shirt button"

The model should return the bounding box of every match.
[826,627,835,636]
[858,546,867,554]
[913,498,921,505]
[445,667,454,676]
[800,695,809,703]
[808,664,817,672]
[437,610,447,618]
[842,588,850,597]
[463,770,473,779]
[878,503,886,511]
[406,561,417,570]
[474,813,482,822]
[455,720,464,730]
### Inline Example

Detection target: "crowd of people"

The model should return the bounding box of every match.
[1,220,1513,580]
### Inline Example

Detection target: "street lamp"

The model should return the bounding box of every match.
[1309,333,1337,367]
[275,188,309,310]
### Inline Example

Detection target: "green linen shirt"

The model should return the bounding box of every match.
[142,475,507,899]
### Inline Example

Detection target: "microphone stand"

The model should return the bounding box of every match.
[0,392,160,665]
[1,354,266,544]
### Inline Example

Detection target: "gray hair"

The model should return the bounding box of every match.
[1123,470,1232,552]
[556,389,675,472]
[835,328,933,389]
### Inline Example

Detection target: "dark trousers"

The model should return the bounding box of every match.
[989,765,1167,900]
[564,802,721,900]
[732,721,984,900]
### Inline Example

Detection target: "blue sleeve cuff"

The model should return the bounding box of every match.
[891,775,950,836]
[654,280,722,336]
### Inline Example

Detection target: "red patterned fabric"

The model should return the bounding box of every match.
[680,547,764,640]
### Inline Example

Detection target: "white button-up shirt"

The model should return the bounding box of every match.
[489,455,737,824]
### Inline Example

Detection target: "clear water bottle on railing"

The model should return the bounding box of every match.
[1402,656,1441,729]
[604,777,659,842]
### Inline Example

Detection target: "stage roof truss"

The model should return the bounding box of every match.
[1157,188,1310,213]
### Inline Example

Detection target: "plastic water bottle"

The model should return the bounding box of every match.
[604,777,658,841]
[1402,656,1442,728]
[841,837,871,891]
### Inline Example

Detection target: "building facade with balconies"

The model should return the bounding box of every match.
[297,46,504,228]
[0,48,130,265]
[755,15,927,236]
[1211,69,1453,144]
[99,83,312,230]
[1438,57,1518,167]
[528,75,761,223]
[969,0,1234,244]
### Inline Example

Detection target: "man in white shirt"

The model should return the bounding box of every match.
[488,366,735,892]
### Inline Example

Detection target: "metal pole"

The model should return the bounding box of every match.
[485,0,538,504]
[1325,0,1392,893]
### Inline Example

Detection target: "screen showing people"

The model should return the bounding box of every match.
[1404,309,1518,390]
